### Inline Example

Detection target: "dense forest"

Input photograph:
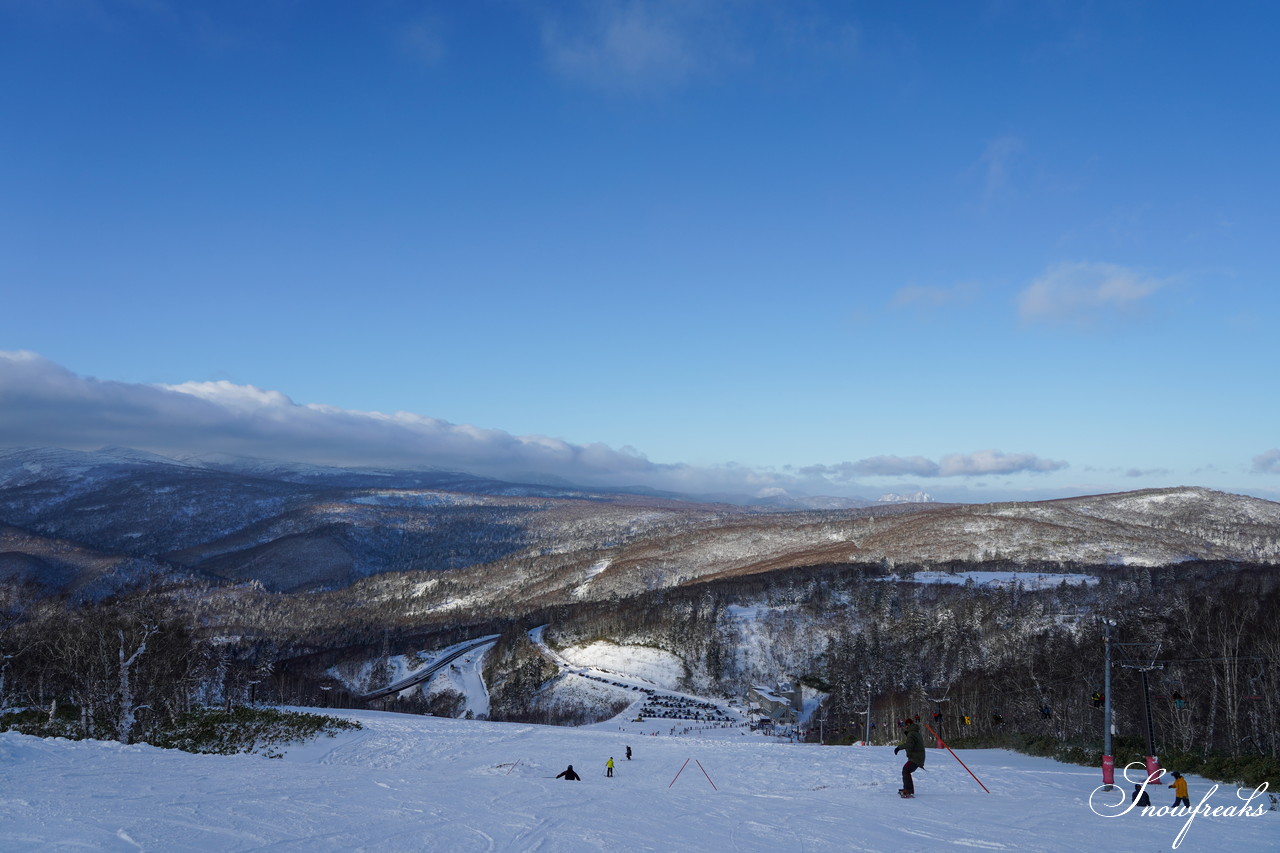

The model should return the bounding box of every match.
[539,560,1280,783]
[3,557,1276,790]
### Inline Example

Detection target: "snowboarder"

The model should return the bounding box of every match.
[625,745,632,760]
[894,718,925,798]
[1131,783,1151,808]
[606,757,614,777]
[555,765,581,781]
[1168,772,1190,808]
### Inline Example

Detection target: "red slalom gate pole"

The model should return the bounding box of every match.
[923,723,990,793]
[668,758,691,788]
[695,759,718,791]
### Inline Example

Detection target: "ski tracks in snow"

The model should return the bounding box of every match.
[3,712,1271,852]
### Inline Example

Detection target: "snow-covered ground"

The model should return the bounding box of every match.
[572,559,612,598]
[2,707,1272,852]
[551,639,687,692]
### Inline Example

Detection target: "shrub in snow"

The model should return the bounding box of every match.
[147,707,361,757]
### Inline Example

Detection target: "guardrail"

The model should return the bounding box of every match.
[360,637,496,701]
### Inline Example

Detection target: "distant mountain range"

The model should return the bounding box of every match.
[1,446,1278,601]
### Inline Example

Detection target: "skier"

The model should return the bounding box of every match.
[626,745,632,760]
[555,765,581,781]
[606,757,614,777]
[894,717,925,798]
[1131,783,1151,808]
[1168,771,1190,808]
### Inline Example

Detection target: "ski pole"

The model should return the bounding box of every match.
[923,722,990,793]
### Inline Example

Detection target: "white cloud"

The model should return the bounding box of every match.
[843,450,1066,478]
[0,353,1076,498]
[1018,261,1164,328]
[937,449,1067,477]
[534,2,867,95]
[1123,467,1171,478]
[0,351,839,498]
[850,455,940,477]
[977,135,1024,201]
[889,282,979,312]
[399,17,446,65]
[1253,449,1280,475]
[539,0,745,92]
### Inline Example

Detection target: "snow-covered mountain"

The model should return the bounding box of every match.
[1,446,1278,601]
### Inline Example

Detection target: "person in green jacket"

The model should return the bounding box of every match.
[894,718,926,797]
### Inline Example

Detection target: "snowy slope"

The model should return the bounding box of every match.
[2,706,1269,850]
[553,640,688,692]
[1,709,1272,852]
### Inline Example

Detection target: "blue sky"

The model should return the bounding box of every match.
[2,0,1277,503]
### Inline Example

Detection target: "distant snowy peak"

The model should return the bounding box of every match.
[877,491,934,504]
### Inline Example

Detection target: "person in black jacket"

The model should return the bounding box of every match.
[1131,783,1151,808]
[555,765,581,780]
[894,719,926,797]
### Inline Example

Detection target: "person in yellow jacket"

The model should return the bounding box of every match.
[606,757,615,777]
[1168,771,1189,808]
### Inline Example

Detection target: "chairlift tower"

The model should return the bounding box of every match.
[854,683,873,745]
[1114,633,1165,785]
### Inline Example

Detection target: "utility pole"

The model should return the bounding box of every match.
[1102,619,1115,790]
[864,685,873,745]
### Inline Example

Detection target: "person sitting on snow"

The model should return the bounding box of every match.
[555,765,581,781]
[1132,783,1151,808]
